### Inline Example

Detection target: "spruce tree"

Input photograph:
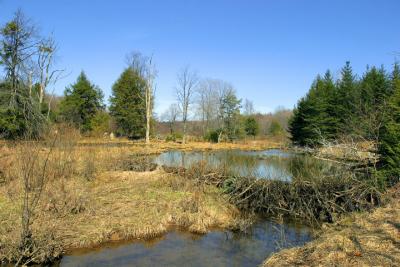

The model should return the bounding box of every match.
[289,72,338,147]
[59,71,104,133]
[109,68,146,139]
[219,89,242,141]
[317,71,339,140]
[378,62,400,186]
[290,77,322,147]
[359,66,391,139]
[244,117,259,138]
[336,61,358,135]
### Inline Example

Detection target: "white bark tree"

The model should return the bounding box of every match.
[196,79,220,134]
[176,66,199,144]
[126,52,157,144]
[37,36,63,105]
[243,98,255,115]
[162,103,180,134]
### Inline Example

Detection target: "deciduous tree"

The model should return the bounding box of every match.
[176,66,199,144]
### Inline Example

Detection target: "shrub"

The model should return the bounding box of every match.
[204,129,223,143]
[165,132,183,142]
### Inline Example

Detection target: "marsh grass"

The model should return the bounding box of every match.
[263,185,400,266]
[0,134,242,265]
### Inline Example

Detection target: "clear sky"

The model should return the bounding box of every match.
[1,0,399,116]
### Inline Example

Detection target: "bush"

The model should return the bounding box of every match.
[269,120,284,136]
[90,111,112,137]
[165,132,183,142]
[204,129,223,143]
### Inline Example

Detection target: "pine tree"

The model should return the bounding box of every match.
[289,72,338,147]
[59,72,104,133]
[244,117,259,138]
[378,62,400,186]
[290,77,322,147]
[358,66,391,139]
[219,89,242,141]
[317,71,339,140]
[336,61,358,135]
[109,68,147,139]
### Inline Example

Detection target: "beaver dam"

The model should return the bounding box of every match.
[56,149,380,267]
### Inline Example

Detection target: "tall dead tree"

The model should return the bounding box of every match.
[196,79,220,135]
[37,36,63,105]
[126,52,157,144]
[0,9,38,106]
[162,103,180,134]
[243,98,255,115]
[176,66,199,144]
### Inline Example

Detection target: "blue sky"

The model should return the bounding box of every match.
[1,0,399,116]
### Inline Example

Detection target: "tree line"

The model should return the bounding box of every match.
[1,10,283,143]
[289,61,400,185]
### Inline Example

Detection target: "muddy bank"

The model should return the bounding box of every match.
[263,186,400,266]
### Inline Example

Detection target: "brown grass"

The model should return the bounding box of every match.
[78,138,286,153]
[0,137,243,265]
[263,185,400,267]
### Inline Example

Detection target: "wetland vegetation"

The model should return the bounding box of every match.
[0,3,399,267]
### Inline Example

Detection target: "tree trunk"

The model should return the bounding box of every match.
[145,86,151,144]
[182,120,187,144]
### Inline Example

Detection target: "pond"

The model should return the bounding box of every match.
[153,149,335,181]
[59,149,333,267]
[60,220,311,267]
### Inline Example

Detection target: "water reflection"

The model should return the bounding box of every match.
[60,220,311,267]
[154,149,334,181]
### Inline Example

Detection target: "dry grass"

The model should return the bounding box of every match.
[315,141,377,163]
[78,138,285,153]
[263,185,400,267]
[0,169,240,262]
[0,137,242,265]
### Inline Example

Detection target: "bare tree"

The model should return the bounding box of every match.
[0,9,38,105]
[176,66,199,144]
[162,103,180,134]
[126,52,157,144]
[243,98,255,115]
[1,10,64,124]
[36,36,64,105]
[196,79,220,135]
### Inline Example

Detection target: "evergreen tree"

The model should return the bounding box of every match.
[244,116,259,138]
[378,62,400,186]
[219,89,242,141]
[269,120,284,136]
[358,66,391,139]
[317,71,339,140]
[0,11,47,139]
[59,72,104,133]
[335,61,358,135]
[289,72,338,146]
[109,68,146,139]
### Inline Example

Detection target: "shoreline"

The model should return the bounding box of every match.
[0,168,242,265]
[263,186,400,266]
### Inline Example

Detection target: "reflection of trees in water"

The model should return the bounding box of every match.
[288,155,343,180]
[156,150,336,181]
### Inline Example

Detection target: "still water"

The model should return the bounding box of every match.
[60,220,311,267]
[59,149,327,267]
[154,149,334,181]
